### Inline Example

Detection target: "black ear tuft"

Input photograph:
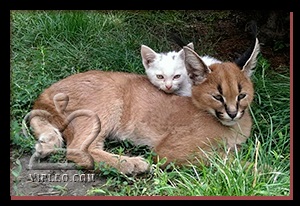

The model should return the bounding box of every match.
[169,32,187,48]
[168,31,195,50]
[246,20,258,39]
[234,21,258,68]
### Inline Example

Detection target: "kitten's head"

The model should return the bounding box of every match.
[184,38,260,126]
[141,43,194,94]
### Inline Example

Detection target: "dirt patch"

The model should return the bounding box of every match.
[183,10,290,72]
[10,153,106,196]
[10,135,108,197]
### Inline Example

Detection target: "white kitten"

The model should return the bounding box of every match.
[141,43,193,96]
[141,43,221,97]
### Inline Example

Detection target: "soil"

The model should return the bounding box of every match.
[10,154,105,196]
[10,10,290,197]
[186,10,290,74]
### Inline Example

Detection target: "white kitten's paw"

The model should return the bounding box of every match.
[119,156,150,175]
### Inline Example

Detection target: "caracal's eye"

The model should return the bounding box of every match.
[213,94,224,103]
[238,93,246,101]
[156,75,164,79]
[173,74,181,80]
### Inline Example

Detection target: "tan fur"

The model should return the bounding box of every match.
[29,39,260,174]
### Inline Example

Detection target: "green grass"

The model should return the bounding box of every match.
[10,10,290,197]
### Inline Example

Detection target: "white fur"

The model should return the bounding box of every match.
[201,55,222,65]
[141,45,192,96]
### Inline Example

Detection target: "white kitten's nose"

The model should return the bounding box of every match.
[165,85,172,90]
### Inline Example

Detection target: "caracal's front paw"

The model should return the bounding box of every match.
[67,149,94,170]
[118,156,150,175]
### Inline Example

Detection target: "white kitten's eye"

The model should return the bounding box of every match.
[156,75,164,79]
[173,74,181,80]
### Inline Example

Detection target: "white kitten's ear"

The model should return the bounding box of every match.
[183,46,211,85]
[178,48,185,60]
[141,45,157,69]
[186,42,194,50]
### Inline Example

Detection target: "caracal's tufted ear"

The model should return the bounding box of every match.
[234,20,260,77]
[141,45,158,69]
[183,46,211,85]
[241,38,260,77]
